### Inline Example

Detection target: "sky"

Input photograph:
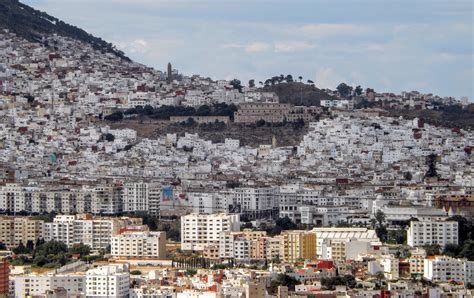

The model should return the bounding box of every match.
[24,0,474,99]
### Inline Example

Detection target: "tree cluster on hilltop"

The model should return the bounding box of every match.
[104,103,238,122]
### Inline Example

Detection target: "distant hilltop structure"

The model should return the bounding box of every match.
[167,62,172,84]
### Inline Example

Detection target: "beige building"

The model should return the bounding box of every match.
[0,217,43,249]
[282,230,316,263]
[181,213,240,251]
[408,248,426,277]
[246,282,266,298]
[234,103,321,123]
[111,231,167,259]
[169,116,230,124]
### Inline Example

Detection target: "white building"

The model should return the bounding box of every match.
[407,221,458,247]
[14,272,85,297]
[424,256,474,284]
[311,227,380,258]
[181,213,240,251]
[111,231,167,259]
[123,182,149,212]
[43,214,137,251]
[86,264,130,297]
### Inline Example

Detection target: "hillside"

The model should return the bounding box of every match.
[0,0,130,61]
[386,104,474,130]
[261,82,338,106]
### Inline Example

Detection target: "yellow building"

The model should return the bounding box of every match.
[0,217,43,248]
[282,230,316,263]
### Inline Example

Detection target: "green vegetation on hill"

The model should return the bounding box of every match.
[261,82,338,106]
[386,104,474,130]
[0,0,130,61]
[104,103,238,121]
[9,239,97,268]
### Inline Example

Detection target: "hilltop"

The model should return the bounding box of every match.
[0,0,130,61]
[261,82,338,106]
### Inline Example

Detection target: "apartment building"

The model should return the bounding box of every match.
[321,238,380,262]
[312,227,380,258]
[424,256,474,284]
[0,259,9,297]
[407,220,459,247]
[0,217,43,249]
[234,102,320,124]
[220,186,279,220]
[408,248,426,277]
[111,231,167,259]
[86,264,130,298]
[181,213,240,251]
[123,182,149,213]
[14,273,85,297]
[43,214,141,250]
[92,185,123,215]
[281,230,316,263]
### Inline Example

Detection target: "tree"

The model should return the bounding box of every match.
[268,274,300,293]
[230,79,243,93]
[423,244,441,256]
[375,210,386,226]
[336,83,352,98]
[130,270,142,275]
[104,133,115,142]
[256,119,266,127]
[447,216,473,245]
[186,268,197,276]
[403,172,413,181]
[26,240,35,252]
[26,94,35,103]
[376,226,388,242]
[354,85,363,96]
[196,105,211,116]
[248,79,255,88]
[0,242,6,250]
[425,153,439,178]
[285,74,293,83]
[69,243,91,256]
[298,76,303,82]
[13,242,28,255]
[104,111,123,121]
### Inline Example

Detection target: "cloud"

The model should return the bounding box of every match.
[223,41,316,53]
[314,68,346,89]
[223,42,271,53]
[115,39,150,54]
[298,23,372,38]
[429,53,457,63]
[274,41,316,53]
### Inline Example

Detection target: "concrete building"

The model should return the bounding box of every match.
[311,227,380,258]
[408,248,426,277]
[181,213,240,251]
[234,102,320,124]
[14,272,85,297]
[86,264,130,297]
[0,259,9,297]
[407,220,459,247]
[43,214,140,250]
[0,217,43,249]
[111,231,167,259]
[424,256,474,284]
[281,230,316,263]
[123,182,149,213]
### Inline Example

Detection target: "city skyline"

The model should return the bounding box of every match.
[24,0,473,100]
